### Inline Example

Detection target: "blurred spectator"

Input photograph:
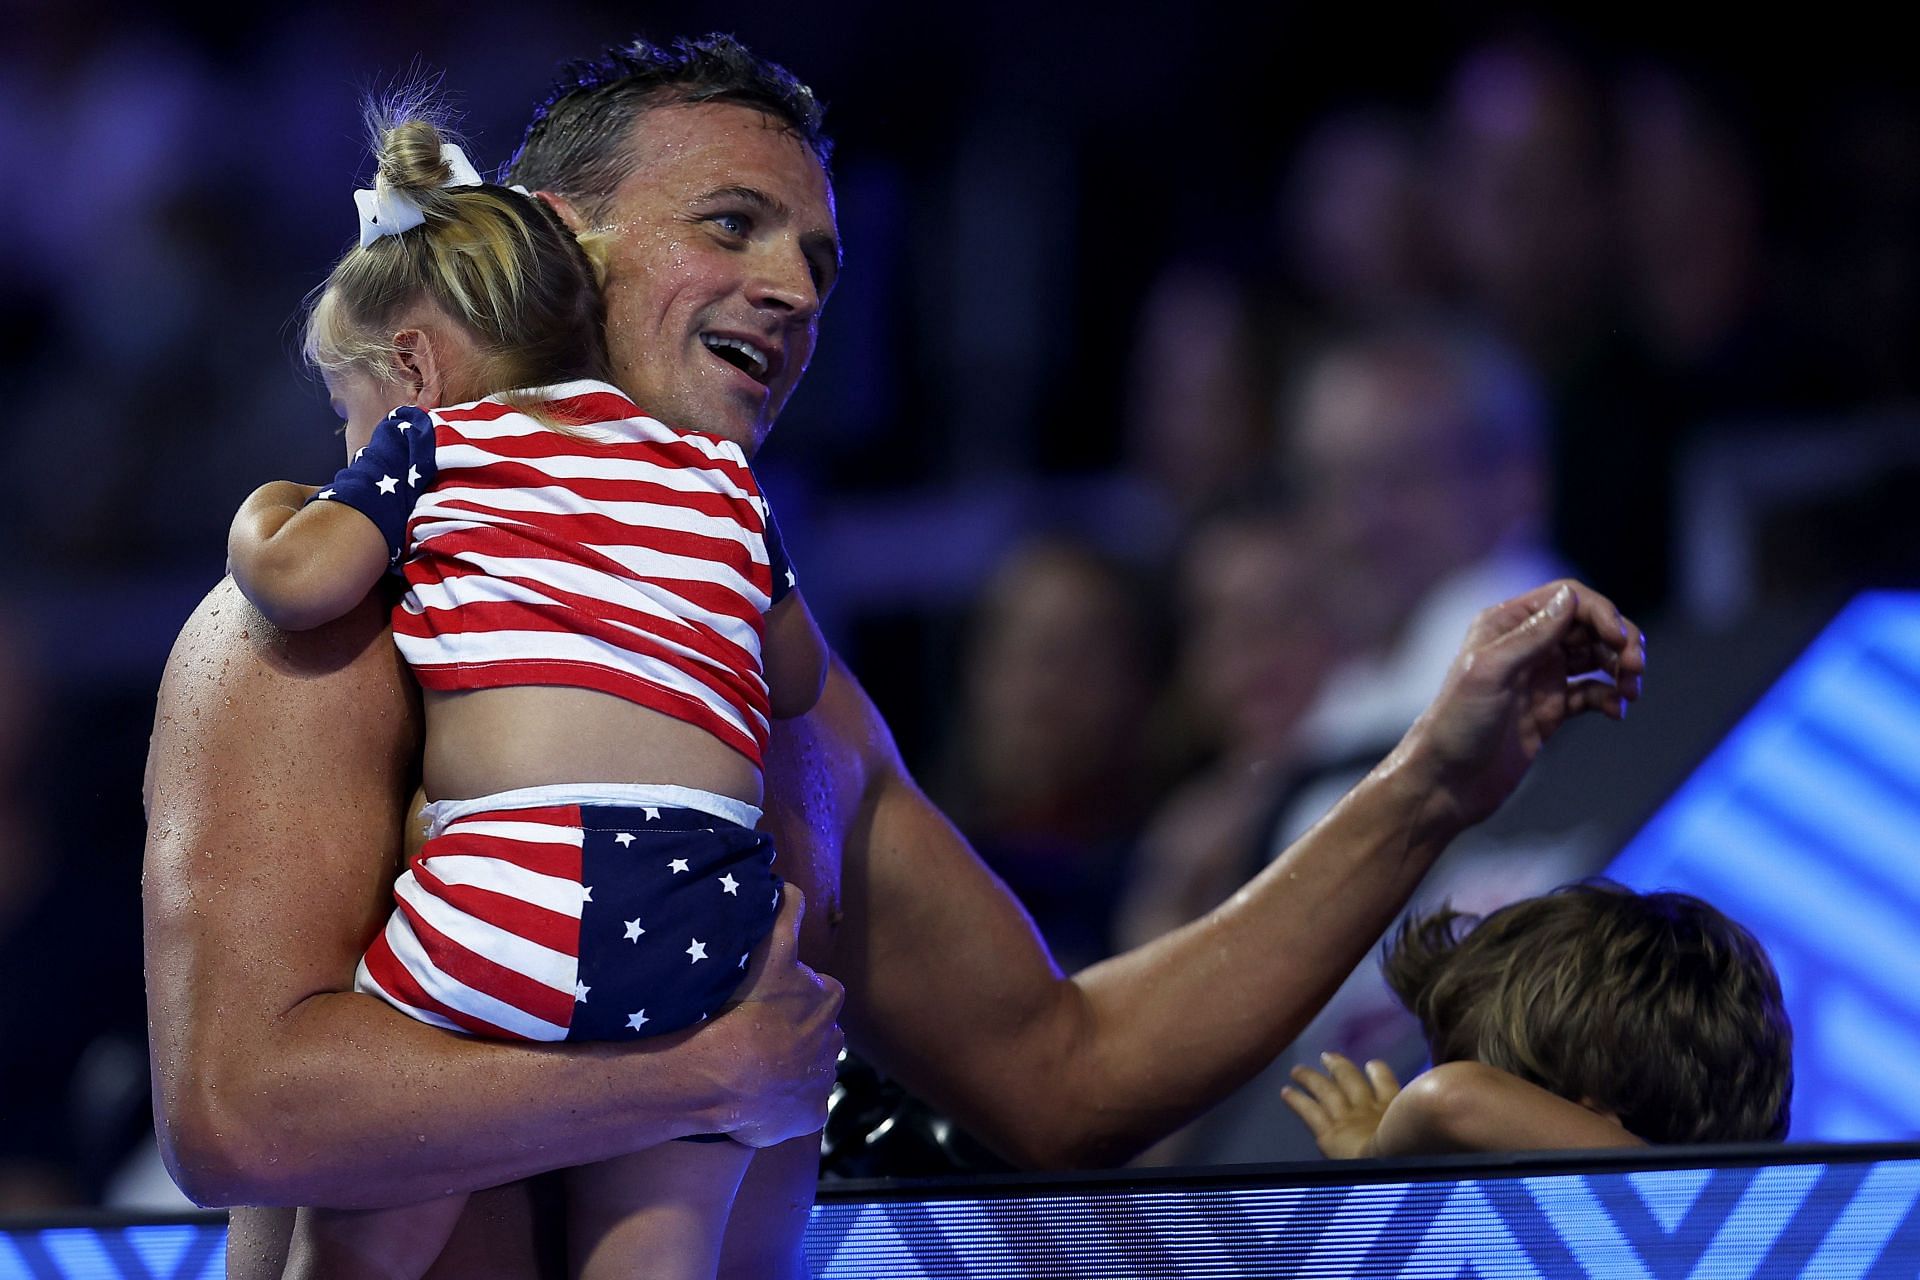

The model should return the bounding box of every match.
[1788,84,1920,404]
[1114,499,1334,952]
[0,618,153,1209]
[0,625,43,940]
[1429,36,1609,370]
[1282,318,1563,762]
[1277,108,1436,323]
[1553,62,1780,623]
[1131,318,1583,1165]
[931,537,1164,970]
[1121,263,1277,526]
[0,622,81,1211]
[1616,66,1764,375]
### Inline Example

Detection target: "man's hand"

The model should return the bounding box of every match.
[711,885,845,1147]
[1390,579,1646,836]
[1281,1052,1401,1159]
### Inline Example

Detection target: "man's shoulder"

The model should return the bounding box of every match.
[165,577,410,698]
[148,578,420,821]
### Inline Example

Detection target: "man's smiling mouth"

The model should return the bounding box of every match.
[700,333,772,384]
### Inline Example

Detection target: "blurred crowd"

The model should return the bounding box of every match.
[2,5,1916,1205]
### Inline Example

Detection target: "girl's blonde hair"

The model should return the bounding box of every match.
[304,101,611,399]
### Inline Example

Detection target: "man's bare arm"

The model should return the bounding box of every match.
[837,581,1643,1168]
[143,581,843,1209]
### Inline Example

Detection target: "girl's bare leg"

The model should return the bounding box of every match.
[283,1192,470,1280]
[567,1139,752,1280]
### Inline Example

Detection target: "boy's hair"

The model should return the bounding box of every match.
[305,98,611,394]
[1383,881,1793,1143]
[506,33,832,219]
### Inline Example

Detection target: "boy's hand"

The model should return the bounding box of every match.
[1281,1052,1401,1159]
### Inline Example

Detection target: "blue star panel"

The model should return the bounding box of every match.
[6,1148,1918,1277]
[1606,590,1920,1141]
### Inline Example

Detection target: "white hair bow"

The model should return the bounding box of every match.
[354,143,486,249]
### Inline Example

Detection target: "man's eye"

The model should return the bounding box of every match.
[711,212,751,236]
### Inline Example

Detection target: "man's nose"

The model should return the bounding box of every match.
[747,244,820,320]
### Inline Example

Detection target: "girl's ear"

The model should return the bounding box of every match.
[389,328,447,408]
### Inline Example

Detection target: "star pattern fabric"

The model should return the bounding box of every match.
[570,800,779,1041]
[764,505,797,604]
[355,797,780,1045]
[309,405,438,568]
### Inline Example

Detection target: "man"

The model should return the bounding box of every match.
[143,36,1643,1279]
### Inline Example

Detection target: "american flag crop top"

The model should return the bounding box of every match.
[325,380,794,766]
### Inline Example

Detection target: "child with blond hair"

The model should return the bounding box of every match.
[227,97,826,1279]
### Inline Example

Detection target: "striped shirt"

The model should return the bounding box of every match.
[389,380,790,766]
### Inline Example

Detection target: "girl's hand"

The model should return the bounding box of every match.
[1281,1052,1402,1159]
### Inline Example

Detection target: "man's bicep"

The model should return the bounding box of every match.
[840,759,1086,1159]
[146,582,415,996]
[144,583,417,1178]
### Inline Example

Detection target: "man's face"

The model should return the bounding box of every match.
[586,102,839,455]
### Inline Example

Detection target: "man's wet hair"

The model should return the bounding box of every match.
[1383,880,1793,1144]
[507,33,832,218]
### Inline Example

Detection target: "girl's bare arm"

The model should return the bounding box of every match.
[227,482,391,631]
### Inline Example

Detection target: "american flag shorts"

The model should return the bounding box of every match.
[355,783,781,1042]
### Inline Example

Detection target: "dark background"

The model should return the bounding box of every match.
[1,0,1915,1206]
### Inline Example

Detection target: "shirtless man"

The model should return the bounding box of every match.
[142,35,1644,1279]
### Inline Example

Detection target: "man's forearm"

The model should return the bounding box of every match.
[158,988,741,1207]
[846,710,1461,1171]
[852,581,1642,1169]
[1046,748,1457,1164]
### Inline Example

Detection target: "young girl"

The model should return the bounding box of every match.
[227,102,827,1280]
[1282,881,1793,1157]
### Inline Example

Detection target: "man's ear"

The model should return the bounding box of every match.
[537,190,589,235]
[389,328,449,408]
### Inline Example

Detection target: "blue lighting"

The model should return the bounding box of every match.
[803,1155,1920,1277]
[4,1151,1919,1276]
[1607,591,1920,1141]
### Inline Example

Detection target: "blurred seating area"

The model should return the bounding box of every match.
[2,4,1915,1205]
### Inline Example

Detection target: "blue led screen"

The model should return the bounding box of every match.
[1607,591,1920,1142]
[8,1153,1918,1278]
[806,1156,1920,1277]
